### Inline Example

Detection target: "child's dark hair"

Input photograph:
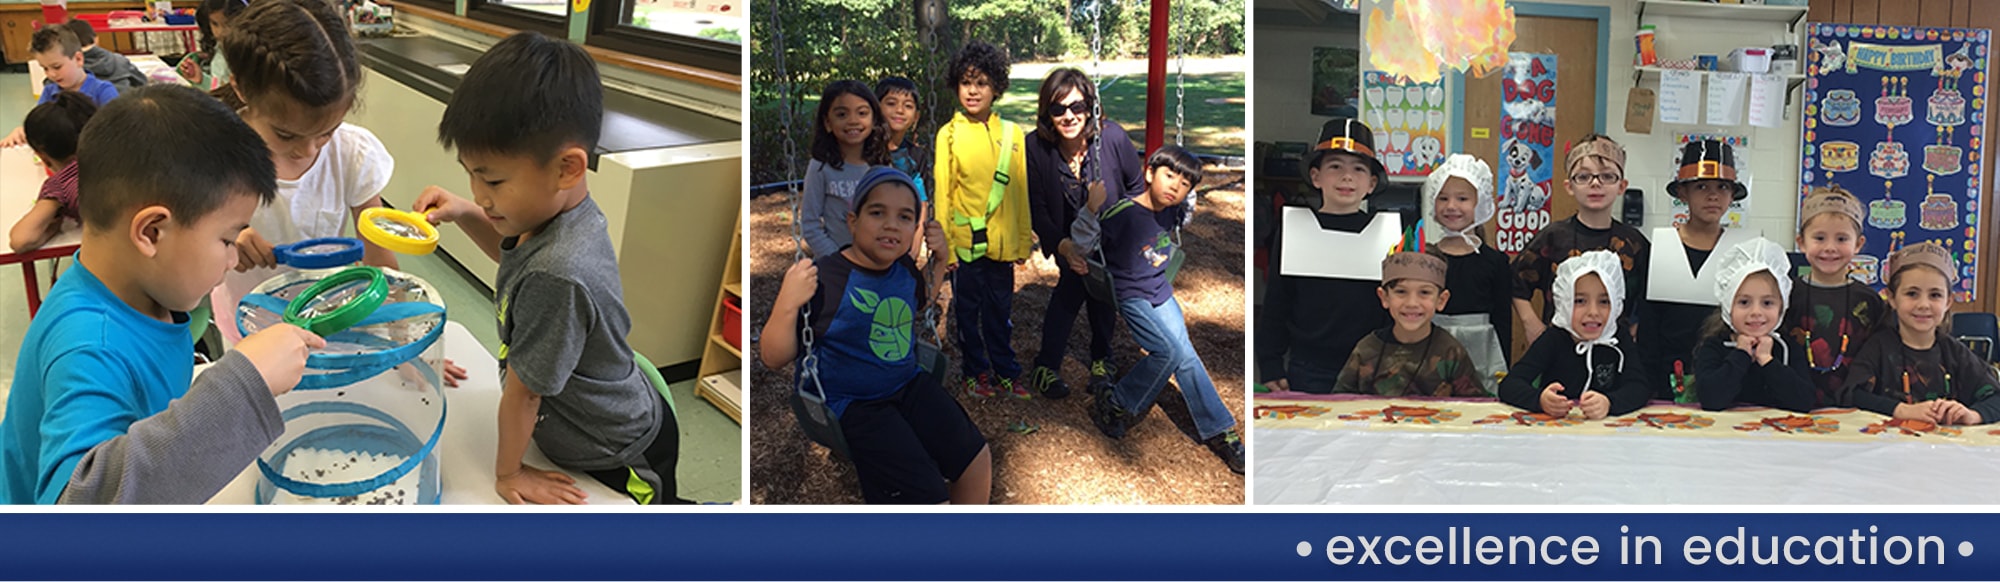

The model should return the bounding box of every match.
[1147,145,1204,183]
[77,85,275,231]
[948,41,1010,95]
[61,19,96,48]
[1034,67,1097,144]
[221,0,359,111]
[22,91,97,162]
[809,80,889,169]
[30,25,81,58]
[1887,260,1953,291]
[874,76,919,105]
[438,32,603,163]
[196,0,250,55]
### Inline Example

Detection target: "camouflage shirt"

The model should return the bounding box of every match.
[1336,326,1486,397]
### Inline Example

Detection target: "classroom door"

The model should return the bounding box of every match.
[1461,14,1602,225]
[1459,13,1600,355]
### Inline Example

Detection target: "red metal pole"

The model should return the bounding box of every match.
[1146,0,1168,155]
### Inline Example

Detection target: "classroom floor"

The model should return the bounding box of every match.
[0,71,740,503]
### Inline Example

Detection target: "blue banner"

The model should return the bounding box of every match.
[0,513,1997,580]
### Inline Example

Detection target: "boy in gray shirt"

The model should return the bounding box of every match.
[417,32,687,504]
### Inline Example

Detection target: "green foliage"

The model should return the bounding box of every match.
[750,0,1243,185]
[700,26,743,43]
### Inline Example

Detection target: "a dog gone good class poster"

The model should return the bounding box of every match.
[1361,70,1449,177]
[1799,24,1987,301]
[1495,52,1556,255]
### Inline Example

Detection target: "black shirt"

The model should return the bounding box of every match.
[1498,329,1651,416]
[1431,243,1514,360]
[1642,243,1720,400]
[1691,334,1817,412]
[1025,121,1144,258]
[1257,209,1392,384]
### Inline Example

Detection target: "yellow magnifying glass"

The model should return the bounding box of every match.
[358,207,441,256]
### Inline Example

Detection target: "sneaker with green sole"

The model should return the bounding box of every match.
[1204,430,1245,475]
[1089,359,1115,392]
[1090,388,1130,439]
[964,374,998,398]
[1000,375,1032,400]
[1029,366,1070,399]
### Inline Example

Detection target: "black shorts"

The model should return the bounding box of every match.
[839,371,989,504]
[582,390,690,504]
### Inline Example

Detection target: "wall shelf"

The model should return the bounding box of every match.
[1637,0,1810,32]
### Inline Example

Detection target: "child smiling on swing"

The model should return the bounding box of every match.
[762,168,993,504]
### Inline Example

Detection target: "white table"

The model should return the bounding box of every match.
[1253,395,2000,505]
[1256,427,2000,504]
[127,53,191,87]
[1,145,83,316]
[207,322,634,505]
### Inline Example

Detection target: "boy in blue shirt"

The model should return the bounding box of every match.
[760,167,993,504]
[1087,145,1243,474]
[417,32,689,504]
[0,84,322,504]
[2,25,121,147]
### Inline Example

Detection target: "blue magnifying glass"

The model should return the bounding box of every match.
[272,237,366,269]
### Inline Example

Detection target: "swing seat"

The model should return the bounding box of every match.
[790,367,852,459]
[916,340,948,376]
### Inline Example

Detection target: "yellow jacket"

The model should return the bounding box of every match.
[934,111,1032,263]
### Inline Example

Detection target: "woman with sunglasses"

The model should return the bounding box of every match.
[1023,67,1147,400]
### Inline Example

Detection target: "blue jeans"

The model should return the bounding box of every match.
[952,258,1020,378]
[1111,297,1237,440]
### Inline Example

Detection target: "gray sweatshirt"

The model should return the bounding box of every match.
[58,351,282,504]
[800,159,873,258]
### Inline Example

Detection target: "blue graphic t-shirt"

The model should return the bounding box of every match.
[795,251,928,416]
[1099,197,1186,306]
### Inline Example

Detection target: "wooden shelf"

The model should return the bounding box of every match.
[708,332,743,358]
[1632,66,1805,88]
[1637,0,1809,29]
[698,212,744,405]
[697,372,742,424]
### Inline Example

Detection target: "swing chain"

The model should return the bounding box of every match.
[917,10,948,359]
[768,0,826,399]
[1173,1,1186,148]
[1088,0,1105,207]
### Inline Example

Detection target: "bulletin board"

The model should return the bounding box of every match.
[1798,24,1989,300]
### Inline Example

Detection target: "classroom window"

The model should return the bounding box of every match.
[620,0,741,44]
[465,0,568,39]
[586,0,741,73]
[487,0,568,16]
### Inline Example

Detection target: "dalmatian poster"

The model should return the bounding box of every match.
[1361,70,1448,176]
[1494,53,1557,254]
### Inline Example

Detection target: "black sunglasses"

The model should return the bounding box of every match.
[1051,100,1092,116]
